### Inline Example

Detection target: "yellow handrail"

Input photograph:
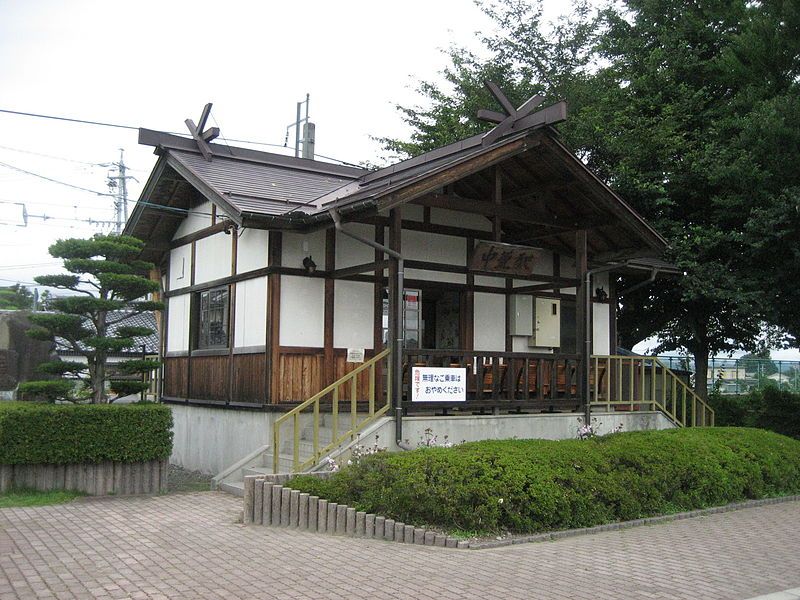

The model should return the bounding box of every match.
[589,355,714,428]
[273,348,392,473]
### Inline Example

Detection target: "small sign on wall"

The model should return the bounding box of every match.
[346,348,365,363]
[412,367,467,402]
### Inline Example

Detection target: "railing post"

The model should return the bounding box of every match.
[293,413,300,472]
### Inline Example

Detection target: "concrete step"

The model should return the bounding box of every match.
[218,480,244,497]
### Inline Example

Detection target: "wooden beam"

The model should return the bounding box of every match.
[412,192,573,230]
[493,165,502,242]
[266,231,282,404]
[170,220,232,249]
[575,230,589,413]
[378,137,533,212]
[331,260,388,279]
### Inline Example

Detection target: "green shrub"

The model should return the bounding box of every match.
[756,387,800,439]
[288,428,800,535]
[0,402,173,465]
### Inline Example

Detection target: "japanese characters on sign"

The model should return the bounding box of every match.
[346,348,365,363]
[411,367,467,402]
[470,241,541,277]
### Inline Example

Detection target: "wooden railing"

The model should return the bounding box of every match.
[401,349,581,411]
[590,355,715,427]
[272,348,392,473]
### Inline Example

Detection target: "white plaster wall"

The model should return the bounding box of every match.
[532,248,554,276]
[166,294,191,352]
[195,232,232,284]
[169,405,276,475]
[173,200,213,238]
[403,230,465,265]
[333,280,374,349]
[560,254,577,278]
[402,204,424,222]
[234,277,267,348]
[283,230,326,270]
[593,302,611,355]
[474,275,505,288]
[335,223,375,269]
[430,207,492,231]
[473,292,506,351]
[237,229,269,274]
[168,244,192,291]
[279,275,324,347]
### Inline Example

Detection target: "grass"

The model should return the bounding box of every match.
[0,489,84,508]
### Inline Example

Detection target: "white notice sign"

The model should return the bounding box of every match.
[411,367,467,402]
[346,348,365,363]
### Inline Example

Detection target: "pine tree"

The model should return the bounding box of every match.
[18,234,163,403]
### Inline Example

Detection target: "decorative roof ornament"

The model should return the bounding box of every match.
[185,103,220,162]
[477,81,568,146]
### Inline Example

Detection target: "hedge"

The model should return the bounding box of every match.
[0,402,173,465]
[289,428,800,535]
[708,387,800,439]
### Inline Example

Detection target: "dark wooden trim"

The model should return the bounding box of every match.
[190,241,196,287]
[279,346,324,354]
[374,223,384,394]
[493,165,502,242]
[211,204,217,225]
[163,266,274,298]
[388,207,401,361]
[465,238,475,351]
[324,228,336,386]
[575,229,589,410]
[170,220,231,249]
[165,350,189,358]
[267,231,282,404]
[352,215,494,241]
[190,348,229,357]
[609,277,618,353]
[379,137,532,212]
[232,345,267,355]
[332,260,387,279]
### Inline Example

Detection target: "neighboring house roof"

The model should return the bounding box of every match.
[56,311,159,357]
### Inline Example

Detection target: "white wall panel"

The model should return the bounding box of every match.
[405,269,465,284]
[279,276,324,347]
[335,223,375,269]
[560,254,577,278]
[195,232,232,284]
[430,207,492,231]
[173,200,213,238]
[237,229,269,274]
[333,281,374,349]
[234,277,267,348]
[283,230,326,270]
[473,292,506,351]
[166,294,191,352]
[403,230,465,265]
[474,275,505,288]
[402,204,424,222]
[593,302,611,355]
[168,244,192,291]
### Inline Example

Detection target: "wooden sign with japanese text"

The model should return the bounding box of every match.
[470,242,542,277]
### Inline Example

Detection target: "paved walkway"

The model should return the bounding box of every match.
[1,492,799,600]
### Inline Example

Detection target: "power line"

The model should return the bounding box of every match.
[0,107,363,167]
[0,143,108,167]
[0,161,115,197]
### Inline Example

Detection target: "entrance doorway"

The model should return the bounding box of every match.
[421,288,460,350]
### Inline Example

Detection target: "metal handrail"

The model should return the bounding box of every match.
[590,355,715,427]
[273,348,392,473]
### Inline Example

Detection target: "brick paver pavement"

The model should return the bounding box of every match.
[1,492,799,599]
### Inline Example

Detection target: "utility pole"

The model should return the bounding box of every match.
[106,149,135,234]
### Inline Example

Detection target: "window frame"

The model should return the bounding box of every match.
[194,286,230,350]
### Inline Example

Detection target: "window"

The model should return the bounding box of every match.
[197,287,229,349]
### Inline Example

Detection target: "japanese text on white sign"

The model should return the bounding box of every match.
[411,367,467,402]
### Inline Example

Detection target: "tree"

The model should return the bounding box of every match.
[0,284,34,310]
[18,234,163,403]
[380,0,800,398]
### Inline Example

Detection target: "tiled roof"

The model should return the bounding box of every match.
[56,311,159,356]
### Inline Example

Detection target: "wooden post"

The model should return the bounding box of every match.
[575,230,589,420]
[388,209,402,405]
[374,224,385,397]
[227,230,238,404]
[266,231,282,404]
[324,228,336,386]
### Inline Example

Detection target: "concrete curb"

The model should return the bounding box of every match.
[243,474,800,550]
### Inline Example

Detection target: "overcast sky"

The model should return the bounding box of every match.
[1,0,796,360]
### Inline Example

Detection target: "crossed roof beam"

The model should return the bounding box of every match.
[185,102,220,162]
[478,81,567,146]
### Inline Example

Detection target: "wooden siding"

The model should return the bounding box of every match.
[277,352,323,402]
[231,353,267,403]
[189,355,228,401]
[163,357,188,398]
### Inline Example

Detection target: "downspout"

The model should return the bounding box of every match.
[329,209,405,444]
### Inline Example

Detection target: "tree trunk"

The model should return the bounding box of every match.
[690,320,710,400]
